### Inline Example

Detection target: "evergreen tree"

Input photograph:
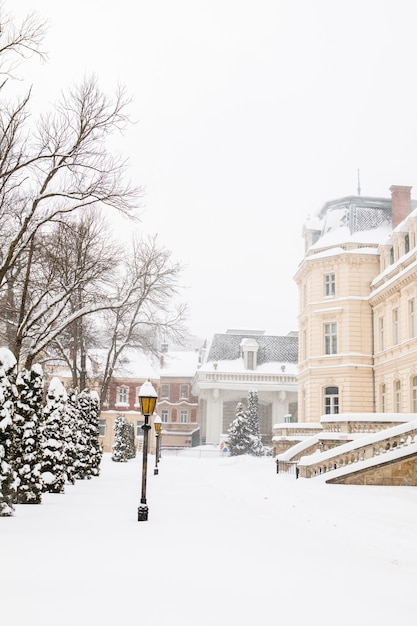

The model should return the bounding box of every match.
[112,414,129,462]
[41,377,67,493]
[227,402,253,456]
[87,391,103,477]
[247,389,264,456]
[123,419,136,460]
[14,365,44,504]
[0,348,17,516]
[74,389,93,479]
[63,389,79,485]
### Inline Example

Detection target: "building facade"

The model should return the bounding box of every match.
[99,347,200,452]
[296,184,417,421]
[192,329,298,444]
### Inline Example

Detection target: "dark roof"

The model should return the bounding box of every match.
[207,333,298,365]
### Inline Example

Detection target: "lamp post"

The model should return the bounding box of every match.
[137,380,158,522]
[153,414,162,475]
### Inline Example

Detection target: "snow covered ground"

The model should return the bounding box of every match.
[2,451,417,626]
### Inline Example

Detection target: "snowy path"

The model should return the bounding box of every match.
[2,453,417,625]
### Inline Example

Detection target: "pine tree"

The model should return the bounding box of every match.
[0,348,18,516]
[227,402,253,456]
[14,365,44,504]
[88,391,102,477]
[74,389,93,479]
[247,389,264,456]
[124,419,136,460]
[112,414,128,462]
[41,377,67,494]
[63,388,79,485]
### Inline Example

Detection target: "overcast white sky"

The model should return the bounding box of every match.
[13,0,417,341]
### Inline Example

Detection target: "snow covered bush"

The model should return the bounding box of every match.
[41,378,67,494]
[0,348,17,516]
[14,365,44,504]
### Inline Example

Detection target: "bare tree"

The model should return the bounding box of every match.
[97,235,188,404]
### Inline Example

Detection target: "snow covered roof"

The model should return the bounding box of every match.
[159,350,200,377]
[205,332,298,365]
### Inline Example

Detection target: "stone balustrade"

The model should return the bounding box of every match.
[298,420,417,478]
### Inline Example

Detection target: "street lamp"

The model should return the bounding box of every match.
[137,379,158,522]
[153,414,162,475]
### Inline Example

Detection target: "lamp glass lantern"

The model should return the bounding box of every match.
[138,380,158,417]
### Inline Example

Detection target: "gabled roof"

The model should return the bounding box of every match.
[206,332,298,365]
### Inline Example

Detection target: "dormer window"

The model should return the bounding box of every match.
[240,338,259,370]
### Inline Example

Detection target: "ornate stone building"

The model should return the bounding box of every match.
[295,184,417,421]
[192,329,298,444]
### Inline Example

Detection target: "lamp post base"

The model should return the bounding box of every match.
[137,504,149,521]
[154,467,159,475]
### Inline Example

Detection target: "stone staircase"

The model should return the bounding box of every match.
[273,414,417,485]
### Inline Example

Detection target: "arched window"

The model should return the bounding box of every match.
[324,386,339,414]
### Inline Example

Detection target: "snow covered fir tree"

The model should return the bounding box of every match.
[227,402,254,456]
[14,365,44,504]
[246,389,264,456]
[41,378,67,494]
[227,392,265,457]
[112,414,135,462]
[0,349,18,516]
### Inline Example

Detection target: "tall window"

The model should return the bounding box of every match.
[393,308,399,345]
[180,410,188,423]
[324,386,339,414]
[161,409,169,423]
[161,384,170,399]
[405,233,410,254]
[409,300,416,338]
[324,274,335,297]
[324,323,337,355]
[395,380,401,413]
[99,419,106,437]
[379,317,384,351]
[136,419,144,436]
[413,377,417,412]
[247,351,254,370]
[381,384,386,412]
[117,386,128,404]
[180,385,189,399]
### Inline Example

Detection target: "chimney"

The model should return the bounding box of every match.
[390,185,412,229]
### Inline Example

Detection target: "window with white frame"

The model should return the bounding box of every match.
[161,410,168,423]
[393,308,399,345]
[180,385,189,399]
[180,410,188,423]
[99,419,106,437]
[324,386,339,414]
[117,386,129,404]
[395,380,401,413]
[409,300,416,338]
[136,419,145,436]
[379,317,384,351]
[324,323,337,355]
[381,383,386,412]
[324,273,335,297]
[413,377,417,412]
[161,384,170,399]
